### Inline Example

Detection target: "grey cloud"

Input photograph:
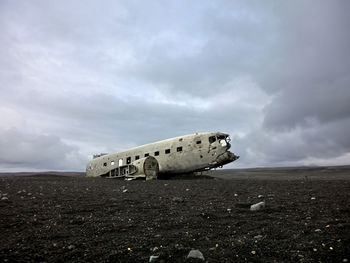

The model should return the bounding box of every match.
[261,0,350,130]
[0,128,88,171]
[0,0,349,170]
[6,88,259,150]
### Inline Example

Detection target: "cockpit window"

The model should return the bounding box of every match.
[217,135,226,140]
[219,139,227,147]
[209,136,216,143]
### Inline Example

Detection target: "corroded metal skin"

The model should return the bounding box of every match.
[86,132,239,179]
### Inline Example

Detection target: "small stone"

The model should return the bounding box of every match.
[122,189,128,193]
[250,201,265,211]
[209,247,216,251]
[187,249,204,261]
[254,235,263,239]
[311,197,316,200]
[1,196,9,201]
[68,245,75,250]
[149,255,159,262]
[258,195,264,198]
[227,208,232,213]
[315,229,322,233]
[343,258,348,263]
[152,246,159,252]
[251,250,256,255]
[234,194,238,197]
[172,197,184,203]
[174,244,184,250]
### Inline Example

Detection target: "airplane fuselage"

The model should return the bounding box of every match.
[86,132,239,178]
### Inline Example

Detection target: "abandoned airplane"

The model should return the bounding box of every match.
[86,132,239,179]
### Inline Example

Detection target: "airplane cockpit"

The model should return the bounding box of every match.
[209,133,231,149]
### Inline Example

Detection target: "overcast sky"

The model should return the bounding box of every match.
[1,0,349,171]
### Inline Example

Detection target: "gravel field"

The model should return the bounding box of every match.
[0,167,349,262]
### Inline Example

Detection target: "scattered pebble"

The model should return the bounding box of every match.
[172,197,184,203]
[122,189,128,193]
[343,259,348,263]
[311,197,316,200]
[258,195,264,198]
[315,229,322,233]
[187,249,204,261]
[152,247,159,252]
[251,250,256,255]
[227,208,232,213]
[1,196,9,201]
[250,201,265,211]
[234,193,238,197]
[254,235,263,240]
[68,245,75,250]
[149,255,159,262]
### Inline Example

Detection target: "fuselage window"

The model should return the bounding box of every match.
[135,155,140,160]
[196,140,201,144]
[145,153,149,157]
[126,157,131,164]
[165,149,170,154]
[177,146,182,152]
[154,151,159,156]
[209,136,216,143]
[103,162,107,167]
[111,161,115,165]
[118,159,123,166]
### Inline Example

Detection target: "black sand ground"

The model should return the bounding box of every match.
[0,167,349,262]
